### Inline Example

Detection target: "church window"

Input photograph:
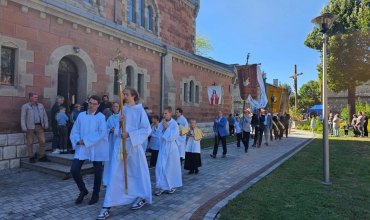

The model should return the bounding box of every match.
[0,47,15,86]
[137,73,144,97]
[126,66,133,86]
[184,83,188,102]
[146,7,152,30]
[138,0,145,27]
[129,0,136,23]
[195,85,199,103]
[189,80,194,103]
[113,69,119,95]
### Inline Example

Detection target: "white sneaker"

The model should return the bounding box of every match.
[52,149,60,154]
[96,208,110,220]
[131,197,146,210]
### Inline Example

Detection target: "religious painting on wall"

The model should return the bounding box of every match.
[208,86,221,105]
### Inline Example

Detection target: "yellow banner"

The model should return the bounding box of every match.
[267,86,283,113]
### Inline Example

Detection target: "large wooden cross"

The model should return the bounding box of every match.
[289,64,303,112]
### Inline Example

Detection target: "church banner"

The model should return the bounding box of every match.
[267,86,283,113]
[208,86,221,105]
[237,64,258,100]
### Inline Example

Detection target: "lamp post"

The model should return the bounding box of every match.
[311,12,338,185]
[262,71,268,110]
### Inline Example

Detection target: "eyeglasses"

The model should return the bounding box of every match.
[88,102,99,106]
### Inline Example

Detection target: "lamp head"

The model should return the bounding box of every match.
[311,12,338,33]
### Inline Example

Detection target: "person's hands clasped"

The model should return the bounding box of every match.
[162,120,168,129]
[121,132,129,139]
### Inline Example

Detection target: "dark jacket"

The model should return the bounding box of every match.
[253,114,265,130]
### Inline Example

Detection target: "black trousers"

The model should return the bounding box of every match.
[253,128,264,146]
[284,123,289,137]
[149,149,159,167]
[241,131,250,151]
[236,133,241,147]
[270,128,273,141]
[344,130,348,135]
[229,125,234,136]
[213,134,227,155]
[364,124,368,137]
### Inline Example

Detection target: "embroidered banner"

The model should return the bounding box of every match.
[267,86,283,113]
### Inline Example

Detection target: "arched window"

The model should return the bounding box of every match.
[189,80,194,102]
[184,83,188,102]
[146,6,152,30]
[129,0,135,23]
[126,66,132,86]
[138,0,145,27]
[195,85,199,103]
[1,47,15,86]
[137,73,144,97]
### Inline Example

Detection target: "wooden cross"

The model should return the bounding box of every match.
[289,64,303,112]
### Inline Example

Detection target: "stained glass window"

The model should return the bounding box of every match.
[147,6,152,30]
[1,47,15,86]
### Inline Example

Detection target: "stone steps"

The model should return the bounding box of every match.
[20,151,152,180]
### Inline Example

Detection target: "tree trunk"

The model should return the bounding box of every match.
[348,86,356,122]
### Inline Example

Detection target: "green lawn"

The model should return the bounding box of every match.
[200,135,237,149]
[220,135,370,220]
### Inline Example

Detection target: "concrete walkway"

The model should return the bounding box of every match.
[0,129,314,220]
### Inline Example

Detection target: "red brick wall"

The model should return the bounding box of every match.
[172,61,233,123]
[0,1,162,133]
[158,0,195,53]
[102,0,195,53]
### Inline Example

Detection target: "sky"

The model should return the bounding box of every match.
[196,0,328,91]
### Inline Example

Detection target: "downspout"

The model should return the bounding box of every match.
[160,45,169,116]
[114,0,118,24]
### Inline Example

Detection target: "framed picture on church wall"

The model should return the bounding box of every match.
[208,86,221,105]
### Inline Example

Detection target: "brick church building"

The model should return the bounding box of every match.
[0,0,237,169]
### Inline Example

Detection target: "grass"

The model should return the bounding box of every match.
[200,135,237,149]
[220,135,370,220]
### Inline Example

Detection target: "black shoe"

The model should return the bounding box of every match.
[89,194,99,205]
[75,190,88,204]
[195,170,199,174]
[39,155,51,162]
[237,145,240,147]
[245,149,248,153]
[29,157,35,163]
[188,170,194,175]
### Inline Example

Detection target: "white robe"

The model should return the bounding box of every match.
[148,123,161,150]
[103,104,152,207]
[177,116,188,158]
[103,113,120,185]
[185,130,201,153]
[70,112,108,161]
[155,118,182,190]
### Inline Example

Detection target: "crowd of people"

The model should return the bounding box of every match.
[211,108,292,158]
[309,112,368,137]
[20,88,207,220]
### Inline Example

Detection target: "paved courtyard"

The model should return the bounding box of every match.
[0,129,313,220]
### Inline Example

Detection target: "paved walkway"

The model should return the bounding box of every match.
[0,129,313,220]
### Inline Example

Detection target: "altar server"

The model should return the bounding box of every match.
[184,119,204,174]
[155,106,182,196]
[175,108,188,163]
[70,95,108,205]
[148,115,161,168]
[96,87,152,220]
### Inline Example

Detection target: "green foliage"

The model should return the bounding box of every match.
[195,31,214,59]
[304,0,370,117]
[340,97,370,121]
[297,80,321,114]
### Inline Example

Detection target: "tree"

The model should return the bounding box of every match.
[195,31,214,59]
[304,0,370,118]
[297,80,321,114]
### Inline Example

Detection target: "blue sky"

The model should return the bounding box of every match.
[196,0,328,91]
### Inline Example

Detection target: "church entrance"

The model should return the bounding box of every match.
[58,57,79,114]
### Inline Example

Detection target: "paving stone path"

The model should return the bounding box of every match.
[0,129,313,220]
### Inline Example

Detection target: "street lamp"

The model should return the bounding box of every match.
[311,12,338,185]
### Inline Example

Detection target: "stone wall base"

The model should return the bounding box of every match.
[0,132,53,170]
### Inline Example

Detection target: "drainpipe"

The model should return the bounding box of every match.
[114,0,118,24]
[160,45,169,116]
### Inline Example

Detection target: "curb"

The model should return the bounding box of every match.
[189,137,315,220]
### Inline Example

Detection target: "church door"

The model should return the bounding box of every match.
[58,57,79,114]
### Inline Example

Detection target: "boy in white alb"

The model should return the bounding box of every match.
[155,106,182,196]
[96,87,152,220]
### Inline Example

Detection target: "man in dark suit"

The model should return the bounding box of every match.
[283,112,291,138]
[252,108,265,148]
